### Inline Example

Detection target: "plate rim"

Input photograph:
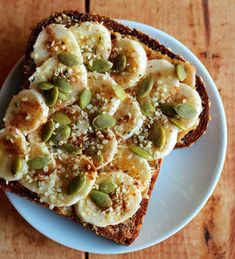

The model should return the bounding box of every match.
[2,19,227,254]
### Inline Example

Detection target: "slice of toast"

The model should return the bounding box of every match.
[0,11,210,245]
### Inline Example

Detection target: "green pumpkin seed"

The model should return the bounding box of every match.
[137,77,154,98]
[99,180,117,194]
[159,103,177,117]
[62,143,82,155]
[90,190,112,209]
[141,102,155,117]
[112,54,126,72]
[176,64,186,81]
[41,120,55,142]
[11,157,23,176]
[88,59,113,73]
[148,121,166,149]
[55,125,71,141]
[92,114,116,130]
[79,88,92,109]
[129,145,152,160]
[174,103,197,119]
[67,175,86,195]
[112,85,126,101]
[169,118,187,130]
[57,52,80,67]
[96,153,104,164]
[28,156,50,170]
[45,87,59,107]
[54,77,72,94]
[37,82,55,90]
[58,91,70,102]
[51,112,71,125]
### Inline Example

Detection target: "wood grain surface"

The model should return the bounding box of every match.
[0,0,234,258]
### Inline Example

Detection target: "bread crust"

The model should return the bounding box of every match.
[0,11,210,245]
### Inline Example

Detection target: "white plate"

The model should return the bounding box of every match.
[0,20,226,254]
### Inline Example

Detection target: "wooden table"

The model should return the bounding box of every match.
[0,1,234,258]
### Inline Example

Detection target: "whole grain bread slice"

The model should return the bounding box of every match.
[0,11,210,245]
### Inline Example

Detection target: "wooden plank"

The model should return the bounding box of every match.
[0,1,85,258]
[0,0,85,87]
[90,0,235,258]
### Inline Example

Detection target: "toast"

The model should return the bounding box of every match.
[0,11,210,245]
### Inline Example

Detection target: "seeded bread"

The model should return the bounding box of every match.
[0,11,210,245]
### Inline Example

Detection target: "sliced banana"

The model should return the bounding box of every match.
[104,145,152,192]
[31,24,83,67]
[147,59,180,87]
[166,83,202,130]
[113,95,144,139]
[83,129,118,169]
[29,57,87,110]
[39,155,97,207]
[111,37,147,88]
[4,89,49,135]
[19,143,56,194]
[0,127,29,181]
[87,72,121,115]
[75,172,142,227]
[69,22,112,65]
[131,119,178,159]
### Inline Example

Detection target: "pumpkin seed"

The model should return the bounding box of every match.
[137,77,154,98]
[28,156,50,170]
[58,91,70,102]
[67,175,86,195]
[112,54,126,72]
[129,145,152,160]
[112,85,126,101]
[79,88,92,109]
[51,112,71,125]
[11,157,23,176]
[99,180,117,194]
[176,64,186,81]
[55,125,71,141]
[62,143,82,155]
[148,121,166,149]
[37,82,55,90]
[90,190,113,209]
[174,103,197,119]
[92,114,116,130]
[88,59,113,73]
[96,153,104,164]
[41,120,55,142]
[141,102,155,117]
[45,87,59,107]
[54,77,72,94]
[169,118,187,130]
[160,103,177,117]
[57,52,80,67]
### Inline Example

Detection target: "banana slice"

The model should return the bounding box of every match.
[29,57,87,110]
[104,145,152,192]
[0,127,29,181]
[166,83,203,130]
[31,24,83,67]
[75,171,142,227]
[111,37,147,88]
[131,119,178,159]
[147,59,180,87]
[4,89,49,135]
[69,22,112,64]
[19,143,56,194]
[87,72,121,115]
[83,129,118,169]
[39,155,97,207]
[113,95,144,139]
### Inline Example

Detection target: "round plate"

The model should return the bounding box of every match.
[0,20,226,254]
